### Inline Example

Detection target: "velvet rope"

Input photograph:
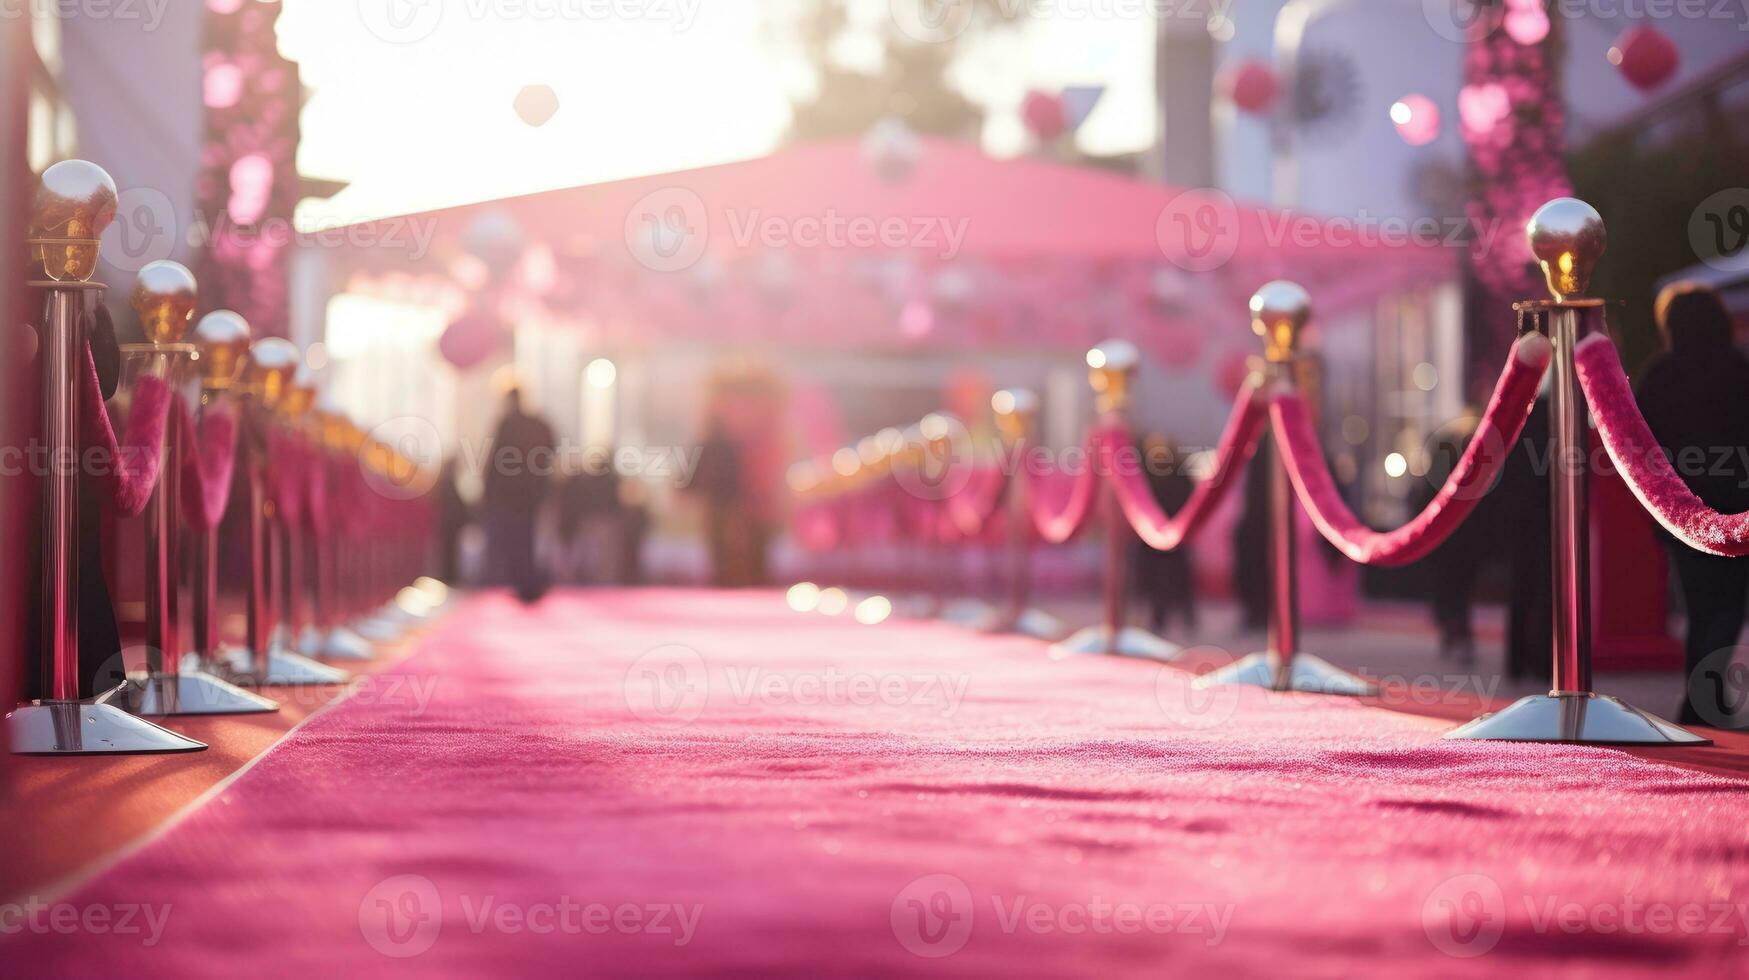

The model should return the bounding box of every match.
[1104,378,1268,552]
[945,466,1010,537]
[173,395,240,532]
[1575,334,1749,558]
[1271,332,1553,567]
[81,345,173,518]
[267,431,305,525]
[305,449,330,536]
[1020,431,1104,544]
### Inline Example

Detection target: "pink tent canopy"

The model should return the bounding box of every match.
[328,137,1456,360]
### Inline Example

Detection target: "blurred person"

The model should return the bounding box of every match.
[555,458,623,584]
[1233,437,1271,631]
[691,419,750,587]
[483,386,555,603]
[1416,408,1489,666]
[1636,283,1749,726]
[1130,435,1197,634]
[435,456,470,586]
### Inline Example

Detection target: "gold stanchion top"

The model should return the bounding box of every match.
[1250,281,1309,363]
[280,359,318,419]
[30,160,118,284]
[243,337,300,407]
[193,311,251,389]
[130,261,198,344]
[991,388,1038,442]
[1086,340,1139,414]
[1527,197,1606,303]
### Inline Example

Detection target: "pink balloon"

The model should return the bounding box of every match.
[439,312,507,370]
[1612,26,1678,92]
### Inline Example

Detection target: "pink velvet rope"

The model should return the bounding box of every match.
[1105,378,1268,552]
[267,431,305,525]
[305,451,331,536]
[1021,431,1104,544]
[945,466,1010,537]
[1574,334,1749,558]
[1270,332,1552,567]
[173,395,239,532]
[81,345,173,518]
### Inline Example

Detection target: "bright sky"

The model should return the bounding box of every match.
[279,0,1156,228]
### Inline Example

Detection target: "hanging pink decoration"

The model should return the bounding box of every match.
[1390,94,1441,147]
[1021,90,1067,142]
[439,312,508,370]
[1610,26,1679,92]
[1502,0,1550,45]
[1222,60,1279,116]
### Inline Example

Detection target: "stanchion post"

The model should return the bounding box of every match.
[7,161,204,753]
[141,310,280,714]
[987,389,1063,639]
[1193,283,1378,695]
[1047,341,1181,661]
[233,338,349,686]
[1445,199,1706,743]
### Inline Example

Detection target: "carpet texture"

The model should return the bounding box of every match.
[6,589,1748,977]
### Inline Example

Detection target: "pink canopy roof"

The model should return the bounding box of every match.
[330,137,1456,361]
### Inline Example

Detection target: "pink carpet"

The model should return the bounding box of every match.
[7,589,1749,976]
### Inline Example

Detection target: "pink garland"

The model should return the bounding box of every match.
[174,395,240,532]
[1105,378,1268,552]
[81,345,173,518]
[1272,332,1552,567]
[1574,334,1749,558]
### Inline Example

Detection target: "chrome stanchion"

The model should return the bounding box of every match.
[984,388,1065,639]
[1194,283,1377,695]
[227,338,348,686]
[136,308,277,714]
[1447,199,1706,743]
[7,161,204,753]
[1050,341,1181,661]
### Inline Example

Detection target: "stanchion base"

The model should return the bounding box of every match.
[226,647,352,686]
[128,672,280,716]
[311,627,375,661]
[1443,692,1710,745]
[7,698,207,754]
[353,614,407,643]
[940,599,997,628]
[1048,625,1183,662]
[980,608,1069,641]
[1192,651,1379,696]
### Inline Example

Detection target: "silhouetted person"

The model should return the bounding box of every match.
[1501,396,1553,683]
[692,420,750,587]
[1131,436,1197,634]
[556,462,622,584]
[1417,411,1488,665]
[1233,434,1271,631]
[435,456,469,585]
[1636,283,1749,726]
[483,387,555,603]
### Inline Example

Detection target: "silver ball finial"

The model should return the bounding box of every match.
[1527,198,1606,303]
[1250,281,1310,363]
